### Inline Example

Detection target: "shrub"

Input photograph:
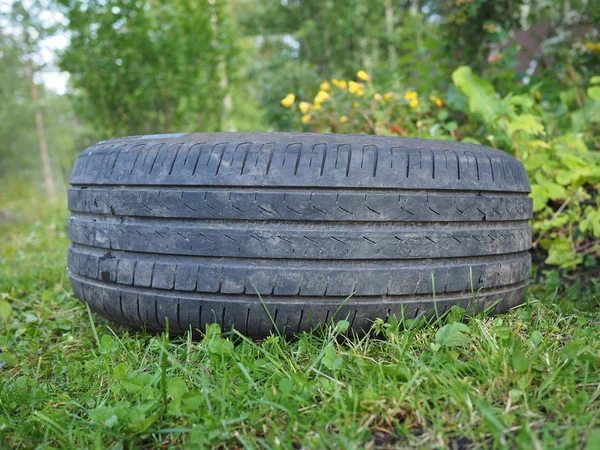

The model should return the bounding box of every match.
[283,69,600,269]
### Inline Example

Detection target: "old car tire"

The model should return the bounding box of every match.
[67,133,532,338]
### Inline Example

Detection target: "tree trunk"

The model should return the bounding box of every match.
[28,61,56,203]
[385,0,397,67]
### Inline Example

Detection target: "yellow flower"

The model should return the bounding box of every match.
[384,92,394,100]
[430,95,443,108]
[299,101,312,114]
[404,91,418,101]
[585,41,600,53]
[348,81,364,95]
[357,70,371,81]
[280,93,295,107]
[353,102,360,108]
[340,115,349,123]
[374,93,383,102]
[409,99,419,108]
[332,79,348,90]
[320,81,331,91]
[314,90,331,106]
[301,114,312,124]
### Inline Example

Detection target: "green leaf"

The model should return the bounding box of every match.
[562,341,584,359]
[451,66,499,123]
[529,331,543,346]
[530,185,549,212]
[167,378,187,400]
[113,362,129,380]
[183,392,205,412]
[335,320,349,333]
[203,323,233,356]
[208,337,234,356]
[558,133,589,153]
[0,299,12,322]
[545,183,567,200]
[523,153,545,171]
[509,94,534,108]
[559,152,588,169]
[322,345,343,370]
[507,114,545,137]
[555,170,575,186]
[444,121,458,131]
[493,325,512,340]
[99,334,119,354]
[590,76,600,85]
[204,323,222,338]
[279,377,293,395]
[545,237,583,269]
[511,350,528,373]
[128,409,158,433]
[122,377,146,393]
[580,207,600,237]
[90,407,120,428]
[435,323,470,347]
[588,86,600,101]
[509,389,524,403]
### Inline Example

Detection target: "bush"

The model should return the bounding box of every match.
[283,69,600,269]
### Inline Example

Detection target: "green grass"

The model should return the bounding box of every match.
[1,201,599,449]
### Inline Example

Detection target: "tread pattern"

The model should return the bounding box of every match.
[70,274,527,338]
[68,245,530,297]
[70,133,530,192]
[68,215,531,259]
[68,188,532,222]
[67,133,533,338]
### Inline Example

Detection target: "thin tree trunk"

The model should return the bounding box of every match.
[385,0,397,67]
[28,61,56,203]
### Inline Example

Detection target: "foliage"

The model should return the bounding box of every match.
[1,38,79,188]
[237,0,451,130]
[451,67,600,269]
[435,0,600,91]
[285,67,600,269]
[237,0,600,129]
[0,32,37,179]
[1,202,599,448]
[56,0,237,136]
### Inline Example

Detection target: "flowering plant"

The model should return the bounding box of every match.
[281,71,457,139]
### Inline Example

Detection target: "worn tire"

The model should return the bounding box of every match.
[67,132,532,338]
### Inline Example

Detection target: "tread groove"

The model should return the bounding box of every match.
[265,142,276,175]
[168,144,183,175]
[190,143,206,176]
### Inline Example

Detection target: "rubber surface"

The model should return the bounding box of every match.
[67,132,532,338]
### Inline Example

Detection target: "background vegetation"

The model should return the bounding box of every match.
[1,0,599,447]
